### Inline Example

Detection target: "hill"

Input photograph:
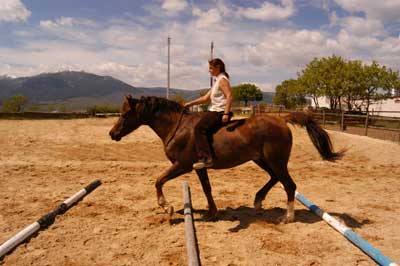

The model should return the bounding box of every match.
[0,71,274,110]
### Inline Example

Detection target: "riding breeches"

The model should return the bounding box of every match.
[193,111,232,161]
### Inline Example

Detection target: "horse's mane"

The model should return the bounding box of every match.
[140,96,184,114]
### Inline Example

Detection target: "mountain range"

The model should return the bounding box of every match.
[0,71,274,111]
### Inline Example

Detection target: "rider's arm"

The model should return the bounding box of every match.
[219,79,232,116]
[184,89,211,107]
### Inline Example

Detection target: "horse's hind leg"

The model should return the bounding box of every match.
[195,168,217,219]
[253,159,279,210]
[155,163,189,215]
[274,166,296,223]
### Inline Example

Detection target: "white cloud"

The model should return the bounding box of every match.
[40,17,97,29]
[334,0,400,22]
[331,15,386,37]
[0,0,31,23]
[2,4,400,93]
[161,0,188,15]
[245,29,331,68]
[254,82,277,92]
[38,17,99,45]
[236,0,295,21]
[244,25,400,76]
[192,7,227,31]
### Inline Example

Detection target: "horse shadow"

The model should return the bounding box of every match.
[329,212,372,228]
[171,206,318,232]
[171,206,370,232]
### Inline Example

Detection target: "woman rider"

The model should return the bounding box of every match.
[184,58,233,169]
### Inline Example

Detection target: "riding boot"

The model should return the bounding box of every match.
[193,157,213,169]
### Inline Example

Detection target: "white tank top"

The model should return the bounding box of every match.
[209,73,229,112]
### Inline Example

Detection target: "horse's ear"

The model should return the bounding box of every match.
[125,94,133,100]
[127,97,138,108]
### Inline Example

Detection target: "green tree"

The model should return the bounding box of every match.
[275,56,400,112]
[319,55,346,110]
[47,103,55,112]
[86,104,120,115]
[170,93,186,104]
[232,83,263,106]
[1,94,28,112]
[27,105,41,112]
[298,58,324,109]
[343,60,365,111]
[198,89,209,112]
[360,61,398,113]
[58,104,67,113]
[274,79,306,109]
[300,55,346,110]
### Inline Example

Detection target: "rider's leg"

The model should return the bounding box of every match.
[193,111,222,169]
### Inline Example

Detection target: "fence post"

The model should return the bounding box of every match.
[322,110,326,128]
[341,111,345,131]
[364,111,369,136]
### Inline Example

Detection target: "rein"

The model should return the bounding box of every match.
[165,108,187,147]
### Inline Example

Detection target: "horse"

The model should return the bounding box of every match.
[109,95,343,223]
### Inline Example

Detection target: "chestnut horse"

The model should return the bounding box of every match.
[109,96,342,223]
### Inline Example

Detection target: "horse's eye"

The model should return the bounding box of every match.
[121,110,133,118]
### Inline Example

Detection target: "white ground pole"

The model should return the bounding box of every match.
[182,181,201,266]
[0,180,101,258]
[295,191,398,266]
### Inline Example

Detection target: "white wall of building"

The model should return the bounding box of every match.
[309,96,400,117]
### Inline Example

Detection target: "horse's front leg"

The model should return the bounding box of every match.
[155,163,189,215]
[195,169,217,220]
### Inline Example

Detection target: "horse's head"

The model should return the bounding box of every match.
[109,95,144,141]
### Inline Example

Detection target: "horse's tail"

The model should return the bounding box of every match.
[284,112,344,161]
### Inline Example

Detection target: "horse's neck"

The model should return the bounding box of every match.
[147,112,181,144]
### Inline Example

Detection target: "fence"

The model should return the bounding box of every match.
[313,110,400,142]
[0,112,120,119]
[0,112,90,119]
[246,104,400,143]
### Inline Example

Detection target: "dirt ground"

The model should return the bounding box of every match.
[0,117,399,266]
[324,124,400,143]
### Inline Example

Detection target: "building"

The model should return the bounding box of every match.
[309,95,400,117]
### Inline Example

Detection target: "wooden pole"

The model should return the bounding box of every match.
[167,36,171,99]
[322,109,326,128]
[210,41,214,88]
[182,182,200,266]
[365,111,369,136]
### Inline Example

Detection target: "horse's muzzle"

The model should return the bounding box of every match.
[109,131,121,141]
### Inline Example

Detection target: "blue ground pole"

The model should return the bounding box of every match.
[295,191,398,266]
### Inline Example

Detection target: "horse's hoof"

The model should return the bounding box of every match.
[201,210,218,221]
[254,201,262,211]
[164,205,174,216]
[278,215,295,224]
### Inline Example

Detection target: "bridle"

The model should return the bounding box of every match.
[165,107,187,147]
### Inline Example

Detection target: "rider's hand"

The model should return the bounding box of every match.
[222,114,229,123]
[183,102,190,108]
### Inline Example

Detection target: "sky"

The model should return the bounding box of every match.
[0,0,399,92]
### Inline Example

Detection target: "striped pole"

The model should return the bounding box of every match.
[0,180,101,258]
[182,181,201,266]
[295,191,398,266]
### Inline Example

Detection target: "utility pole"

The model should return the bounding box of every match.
[167,36,171,99]
[210,41,214,88]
